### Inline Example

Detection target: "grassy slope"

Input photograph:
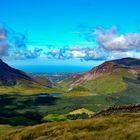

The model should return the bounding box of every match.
[1,113,140,140]
[81,68,133,94]
[63,68,139,96]
[0,79,61,95]
[0,125,22,137]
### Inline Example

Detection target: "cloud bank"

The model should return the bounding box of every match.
[1,24,140,61]
[46,46,108,61]
[45,26,140,61]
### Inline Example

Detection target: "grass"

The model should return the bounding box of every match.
[1,113,140,140]
[68,108,94,116]
[57,68,139,96]
[0,125,22,136]
[65,91,93,96]
[80,69,135,95]
[42,114,68,122]
[0,81,62,95]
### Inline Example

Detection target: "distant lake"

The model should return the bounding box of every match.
[15,65,93,73]
[36,93,63,97]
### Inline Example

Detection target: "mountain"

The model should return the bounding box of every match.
[0,59,53,94]
[57,57,140,95]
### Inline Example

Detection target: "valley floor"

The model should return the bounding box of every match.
[0,92,140,140]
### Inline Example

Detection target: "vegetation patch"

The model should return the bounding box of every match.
[42,114,68,122]
[68,108,94,116]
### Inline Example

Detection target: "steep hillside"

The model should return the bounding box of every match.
[57,57,140,95]
[0,59,53,94]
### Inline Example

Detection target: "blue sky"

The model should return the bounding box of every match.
[0,0,140,69]
[1,0,140,43]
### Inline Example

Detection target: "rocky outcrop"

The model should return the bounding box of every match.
[93,104,140,117]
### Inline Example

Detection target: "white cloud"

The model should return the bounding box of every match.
[70,50,86,57]
[94,27,140,52]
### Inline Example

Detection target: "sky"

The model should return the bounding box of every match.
[0,0,140,71]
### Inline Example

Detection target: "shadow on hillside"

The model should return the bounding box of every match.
[137,74,140,80]
[0,94,60,126]
[123,77,140,84]
[0,94,59,107]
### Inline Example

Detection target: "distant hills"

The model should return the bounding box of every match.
[0,57,140,95]
[57,57,140,95]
